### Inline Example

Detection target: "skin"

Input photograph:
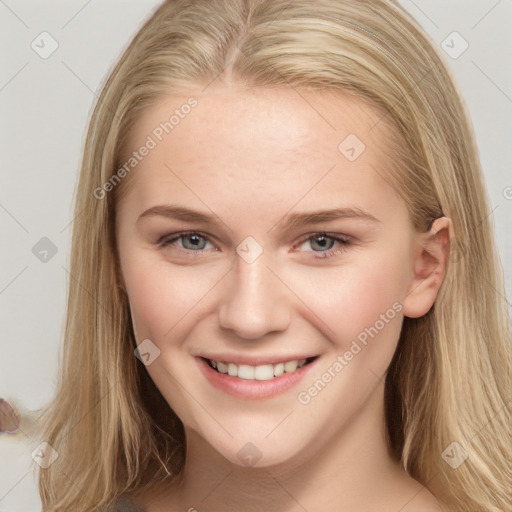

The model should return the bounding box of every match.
[115,83,450,512]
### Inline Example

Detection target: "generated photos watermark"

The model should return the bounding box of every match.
[297,301,403,405]
[93,97,198,200]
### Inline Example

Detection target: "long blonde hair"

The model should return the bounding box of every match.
[36,1,512,510]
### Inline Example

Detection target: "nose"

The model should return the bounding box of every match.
[217,250,291,340]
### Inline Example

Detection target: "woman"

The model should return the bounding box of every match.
[36,1,511,511]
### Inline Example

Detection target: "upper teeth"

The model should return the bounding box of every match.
[210,359,308,381]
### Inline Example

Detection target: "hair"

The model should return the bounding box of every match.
[36,1,511,511]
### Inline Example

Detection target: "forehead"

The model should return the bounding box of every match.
[116,85,402,221]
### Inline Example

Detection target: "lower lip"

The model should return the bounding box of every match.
[196,357,318,400]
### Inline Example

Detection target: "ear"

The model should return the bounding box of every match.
[402,217,452,319]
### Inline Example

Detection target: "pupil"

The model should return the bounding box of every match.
[184,234,204,250]
[312,235,333,251]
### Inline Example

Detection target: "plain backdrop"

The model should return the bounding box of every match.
[1,1,511,510]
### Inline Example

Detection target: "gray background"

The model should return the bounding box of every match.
[1,1,511,510]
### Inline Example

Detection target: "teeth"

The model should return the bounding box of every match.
[217,361,228,373]
[284,360,298,373]
[228,363,238,377]
[208,358,310,381]
[273,362,284,377]
[237,365,255,380]
[255,364,274,380]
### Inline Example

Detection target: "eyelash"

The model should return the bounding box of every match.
[157,231,351,260]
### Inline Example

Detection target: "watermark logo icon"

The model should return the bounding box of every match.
[32,237,58,263]
[237,442,263,466]
[32,441,59,468]
[441,32,469,59]
[338,134,366,161]
[134,338,161,366]
[236,236,263,264]
[441,441,469,468]
[31,31,59,59]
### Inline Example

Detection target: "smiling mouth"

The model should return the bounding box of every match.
[202,356,318,381]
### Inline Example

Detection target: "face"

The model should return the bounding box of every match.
[115,84,428,468]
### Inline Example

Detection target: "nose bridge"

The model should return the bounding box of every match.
[218,247,290,339]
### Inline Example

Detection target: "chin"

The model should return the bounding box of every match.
[199,429,305,469]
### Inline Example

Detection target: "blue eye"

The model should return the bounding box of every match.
[159,232,214,251]
[157,231,351,259]
[297,233,351,259]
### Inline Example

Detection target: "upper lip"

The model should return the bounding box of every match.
[196,353,319,366]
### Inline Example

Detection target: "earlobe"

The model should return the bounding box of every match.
[402,217,452,319]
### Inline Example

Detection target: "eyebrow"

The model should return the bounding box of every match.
[137,204,381,231]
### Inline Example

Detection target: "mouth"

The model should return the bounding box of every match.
[196,354,320,400]
[202,356,319,381]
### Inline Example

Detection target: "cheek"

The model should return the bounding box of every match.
[122,255,223,341]
[345,262,404,335]
[286,248,408,349]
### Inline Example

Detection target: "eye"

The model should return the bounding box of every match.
[158,231,216,253]
[294,232,351,259]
